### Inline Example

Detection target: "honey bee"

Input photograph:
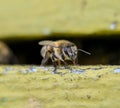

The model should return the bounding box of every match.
[40,40,77,65]
[38,40,91,73]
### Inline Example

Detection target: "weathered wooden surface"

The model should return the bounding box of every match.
[0,0,120,40]
[0,65,120,108]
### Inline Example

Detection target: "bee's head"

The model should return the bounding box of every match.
[63,45,78,60]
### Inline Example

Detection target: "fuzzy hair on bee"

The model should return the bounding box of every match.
[39,40,78,63]
[38,40,91,74]
[40,44,57,66]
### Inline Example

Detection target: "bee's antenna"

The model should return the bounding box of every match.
[77,49,91,55]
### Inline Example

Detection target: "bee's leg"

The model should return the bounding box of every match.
[64,61,72,72]
[57,60,61,66]
[57,60,64,69]
[73,58,78,65]
[63,61,68,68]
[41,58,48,66]
[61,60,71,70]
[61,58,72,71]
[61,54,70,69]
[51,54,58,74]
[52,61,57,74]
[41,53,49,66]
[60,54,68,69]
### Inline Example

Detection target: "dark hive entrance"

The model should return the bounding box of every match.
[5,34,120,65]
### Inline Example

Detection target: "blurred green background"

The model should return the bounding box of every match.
[0,0,120,65]
[0,1,120,108]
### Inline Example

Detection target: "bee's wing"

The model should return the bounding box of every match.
[38,40,54,46]
[38,40,61,48]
